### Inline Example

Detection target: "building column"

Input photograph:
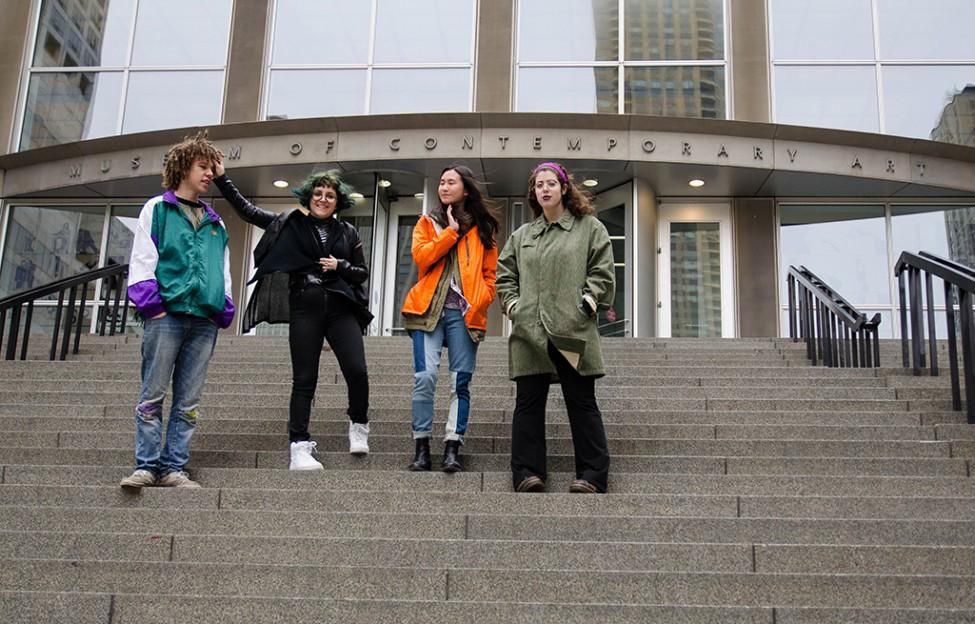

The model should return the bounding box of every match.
[734,197,778,336]
[730,0,771,122]
[474,0,514,112]
[634,178,658,337]
[0,1,32,155]
[223,0,271,124]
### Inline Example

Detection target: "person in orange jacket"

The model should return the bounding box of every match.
[401,164,500,472]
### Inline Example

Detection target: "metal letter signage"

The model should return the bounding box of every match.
[131,156,141,170]
[498,136,509,149]
[533,136,542,150]
[851,156,863,169]
[886,159,895,173]
[100,159,111,173]
[463,135,474,150]
[325,140,335,153]
[607,137,618,151]
[68,164,82,178]
[682,142,691,156]
[226,145,242,160]
[424,137,437,150]
[753,146,763,160]
[717,145,729,158]
[642,139,656,153]
[289,143,302,156]
[389,138,401,151]
[916,161,926,177]
[567,137,581,151]
[787,148,798,163]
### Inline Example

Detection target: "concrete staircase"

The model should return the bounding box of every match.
[2,335,974,623]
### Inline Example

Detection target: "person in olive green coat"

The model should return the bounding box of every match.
[496,161,615,494]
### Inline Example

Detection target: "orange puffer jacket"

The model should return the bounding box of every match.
[401,215,498,331]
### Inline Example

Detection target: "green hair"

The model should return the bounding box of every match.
[291,170,356,212]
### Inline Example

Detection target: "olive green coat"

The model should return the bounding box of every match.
[496,210,615,379]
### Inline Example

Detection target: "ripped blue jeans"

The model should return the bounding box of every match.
[134,314,218,475]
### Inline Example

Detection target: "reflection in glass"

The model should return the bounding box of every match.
[32,0,135,68]
[597,204,626,336]
[20,71,122,150]
[625,0,724,61]
[882,66,975,140]
[122,71,224,133]
[393,215,420,331]
[375,0,474,63]
[774,65,879,132]
[670,222,721,337]
[0,205,105,299]
[877,0,975,60]
[779,205,889,305]
[106,206,140,266]
[625,66,725,118]
[130,0,232,66]
[517,67,618,113]
[371,68,470,113]
[267,70,366,119]
[518,0,618,62]
[770,0,873,60]
[272,0,371,64]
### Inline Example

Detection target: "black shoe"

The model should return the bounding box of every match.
[515,475,546,493]
[409,438,431,471]
[441,440,462,473]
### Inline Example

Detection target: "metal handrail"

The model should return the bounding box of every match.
[895,251,975,423]
[0,263,130,361]
[786,265,881,368]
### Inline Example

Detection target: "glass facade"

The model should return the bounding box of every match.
[516,0,726,117]
[771,0,975,139]
[20,0,232,150]
[779,203,975,338]
[265,0,475,120]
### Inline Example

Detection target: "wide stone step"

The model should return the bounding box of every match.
[1,559,972,609]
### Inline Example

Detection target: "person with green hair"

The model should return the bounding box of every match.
[214,161,373,470]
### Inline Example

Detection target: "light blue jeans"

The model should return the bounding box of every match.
[411,308,478,443]
[134,314,218,475]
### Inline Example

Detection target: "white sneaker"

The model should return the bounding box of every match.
[290,440,324,471]
[120,469,156,489]
[349,422,370,455]
[157,471,201,488]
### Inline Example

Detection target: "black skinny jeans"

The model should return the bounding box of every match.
[288,284,368,443]
[510,341,610,492]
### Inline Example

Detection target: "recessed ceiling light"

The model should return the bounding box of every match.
[378,179,392,188]
[272,179,289,188]
[688,179,705,188]
[349,192,364,199]
[414,192,425,198]
[582,179,599,187]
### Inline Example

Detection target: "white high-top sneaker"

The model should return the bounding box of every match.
[348,422,370,455]
[289,440,324,471]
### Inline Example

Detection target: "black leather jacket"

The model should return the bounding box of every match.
[214,174,373,331]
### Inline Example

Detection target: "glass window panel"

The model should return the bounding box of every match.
[597,204,626,336]
[271,0,371,64]
[518,0,618,62]
[0,205,105,299]
[392,214,420,332]
[779,204,890,305]
[770,0,874,60]
[625,66,725,118]
[267,70,366,119]
[877,0,975,60]
[33,0,135,67]
[891,205,975,308]
[371,68,470,113]
[774,65,879,132]
[625,0,724,61]
[517,67,618,113]
[670,222,722,338]
[881,66,975,141]
[122,71,224,133]
[130,0,232,66]
[106,205,140,266]
[375,0,474,63]
[19,71,122,150]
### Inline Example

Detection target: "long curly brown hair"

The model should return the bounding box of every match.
[526,161,595,219]
[162,130,223,190]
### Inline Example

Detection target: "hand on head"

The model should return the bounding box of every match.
[213,157,225,177]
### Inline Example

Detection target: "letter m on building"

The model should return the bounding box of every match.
[567,137,582,151]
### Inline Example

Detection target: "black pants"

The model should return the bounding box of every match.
[510,341,610,492]
[288,285,368,443]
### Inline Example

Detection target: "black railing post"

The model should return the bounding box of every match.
[60,286,77,361]
[959,289,975,423]
[19,301,34,360]
[909,267,923,375]
[73,282,88,356]
[925,271,939,376]
[110,277,123,337]
[898,270,909,367]
[5,305,21,361]
[50,291,65,361]
[945,282,961,411]
[788,274,796,340]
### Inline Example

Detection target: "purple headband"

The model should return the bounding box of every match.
[532,161,569,184]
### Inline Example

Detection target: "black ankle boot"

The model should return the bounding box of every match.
[442,440,462,473]
[409,438,431,471]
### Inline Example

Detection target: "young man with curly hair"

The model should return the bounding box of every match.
[120,131,235,489]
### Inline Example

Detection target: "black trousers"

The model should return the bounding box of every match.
[288,285,368,443]
[510,341,610,492]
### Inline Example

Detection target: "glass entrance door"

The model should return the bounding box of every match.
[657,203,734,338]
[380,199,423,335]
